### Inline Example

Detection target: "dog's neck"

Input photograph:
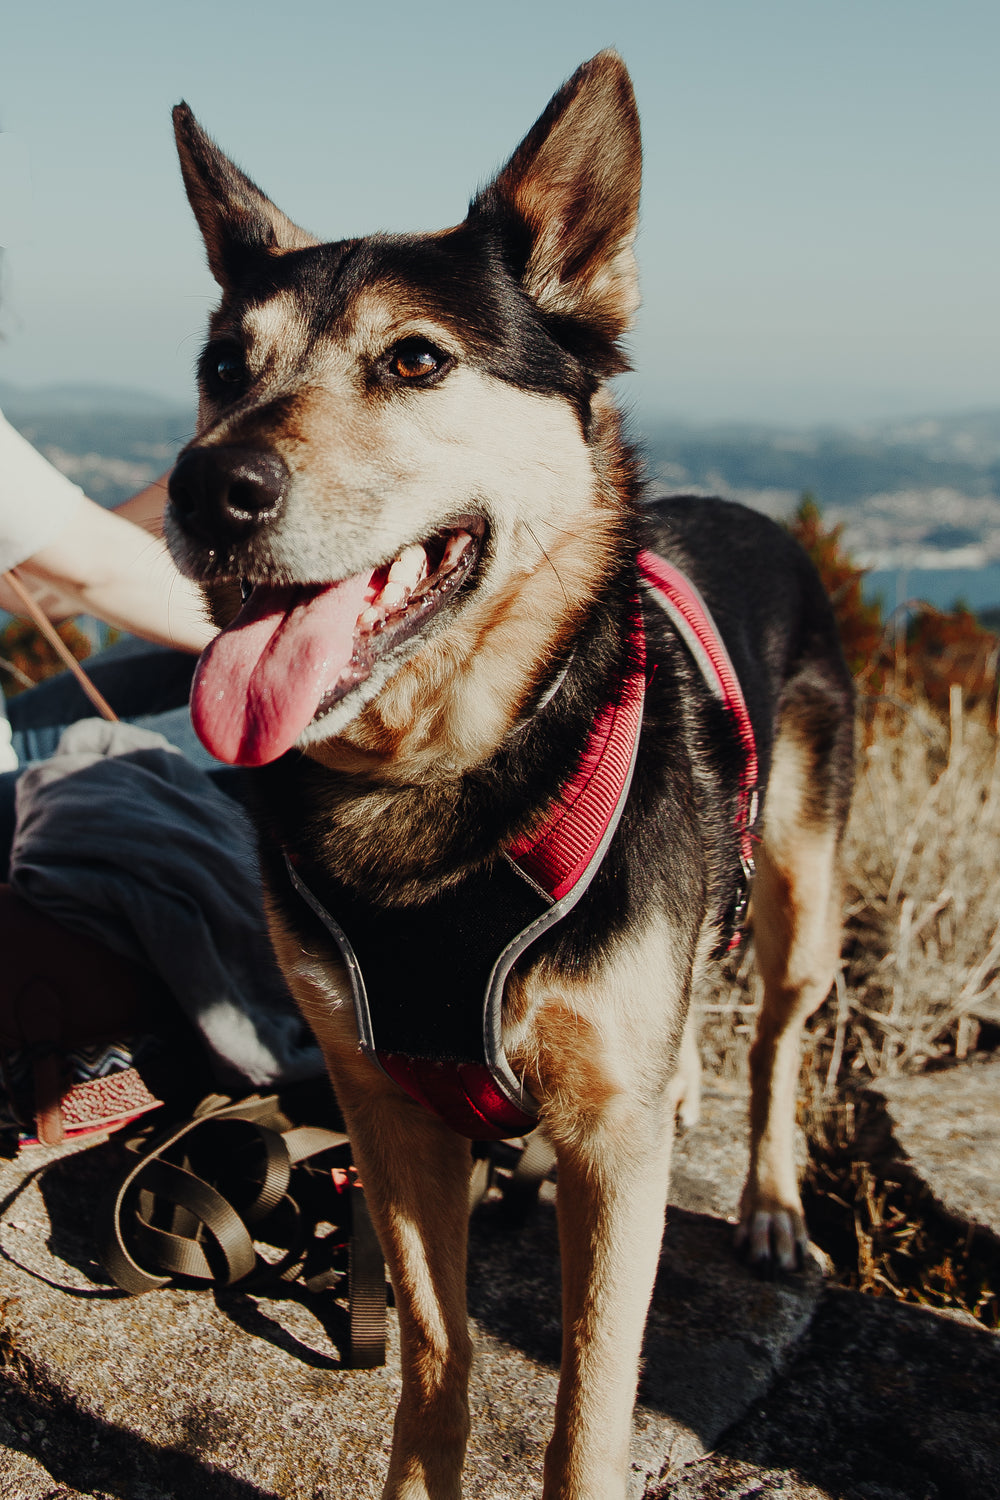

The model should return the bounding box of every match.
[256,397,643,903]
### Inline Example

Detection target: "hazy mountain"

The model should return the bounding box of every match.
[1,382,194,507]
[0,380,191,419]
[643,411,1000,510]
[3,380,1000,569]
[642,410,1000,570]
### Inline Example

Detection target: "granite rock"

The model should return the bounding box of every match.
[870,1052,1000,1239]
[0,1082,824,1499]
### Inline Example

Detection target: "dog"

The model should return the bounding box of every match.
[165,51,854,1500]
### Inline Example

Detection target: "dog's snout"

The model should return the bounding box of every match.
[169,446,290,545]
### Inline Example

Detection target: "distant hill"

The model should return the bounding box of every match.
[642,410,1000,570]
[0,380,192,419]
[1,381,194,508]
[642,410,1000,511]
[3,380,1000,568]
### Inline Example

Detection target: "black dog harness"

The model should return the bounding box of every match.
[285,552,758,1141]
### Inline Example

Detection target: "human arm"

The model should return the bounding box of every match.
[0,411,212,652]
[3,490,214,652]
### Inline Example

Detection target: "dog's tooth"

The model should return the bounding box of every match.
[389,545,428,591]
[381,581,410,610]
[359,605,381,629]
[441,530,472,570]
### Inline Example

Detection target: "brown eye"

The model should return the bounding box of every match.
[388,339,447,382]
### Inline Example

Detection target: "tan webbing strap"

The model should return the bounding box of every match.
[98,1094,388,1367]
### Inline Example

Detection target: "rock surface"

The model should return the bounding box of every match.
[653,1287,1000,1500]
[0,1083,824,1499]
[870,1052,1000,1239]
[2,1063,997,1500]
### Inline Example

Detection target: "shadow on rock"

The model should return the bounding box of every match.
[0,1141,127,1298]
[0,1375,281,1500]
[651,1287,1000,1500]
[467,1194,824,1471]
[215,1285,350,1371]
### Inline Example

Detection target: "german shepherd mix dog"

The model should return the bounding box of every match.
[167,52,853,1500]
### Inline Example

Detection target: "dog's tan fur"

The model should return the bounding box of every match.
[169,52,851,1500]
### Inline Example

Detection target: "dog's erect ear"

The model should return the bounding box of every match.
[470,52,641,341]
[173,103,317,286]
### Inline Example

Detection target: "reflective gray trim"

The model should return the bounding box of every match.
[283,661,643,1128]
[640,572,734,704]
[490,702,645,1118]
[284,854,383,1069]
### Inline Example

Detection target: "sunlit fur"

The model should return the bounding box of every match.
[168,51,854,1500]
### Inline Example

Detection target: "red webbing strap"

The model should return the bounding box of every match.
[637,549,759,872]
[506,601,646,900]
[378,1054,536,1141]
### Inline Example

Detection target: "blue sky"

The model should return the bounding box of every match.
[1,0,997,425]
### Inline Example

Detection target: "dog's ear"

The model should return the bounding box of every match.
[470,52,641,342]
[173,103,317,286]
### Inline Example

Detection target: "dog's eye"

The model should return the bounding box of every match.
[201,344,247,394]
[214,353,245,385]
[386,339,449,383]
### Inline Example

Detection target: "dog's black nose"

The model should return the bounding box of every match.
[169,446,290,545]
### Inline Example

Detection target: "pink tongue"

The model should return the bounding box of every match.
[191,572,373,766]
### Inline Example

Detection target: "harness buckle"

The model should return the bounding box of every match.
[713,836,756,961]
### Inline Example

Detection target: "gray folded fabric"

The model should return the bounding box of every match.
[10,718,323,1089]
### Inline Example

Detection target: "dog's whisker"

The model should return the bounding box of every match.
[525,523,569,608]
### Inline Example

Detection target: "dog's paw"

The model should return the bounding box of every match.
[676,1089,702,1130]
[733,1207,808,1274]
[668,1016,702,1128]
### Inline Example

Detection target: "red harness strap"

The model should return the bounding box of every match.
[637,549,759,892]
[375,601,649,1141]
[506,600,647,898]
[376,1055,538,1139]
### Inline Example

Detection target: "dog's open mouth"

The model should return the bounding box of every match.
[191,519,484,766]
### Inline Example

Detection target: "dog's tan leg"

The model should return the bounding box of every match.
[667,1004,702,1128]
[544,1104,675,1499]
[737,725,845,1270]
[276,942,473,1500]
[518,922,685,1500]
[335,1059,474,1500]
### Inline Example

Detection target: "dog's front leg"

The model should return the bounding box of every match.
[545,1093,675,1500]
[521,958,680,1500]
[285,958,473,1500]
[331,1052,474,1500]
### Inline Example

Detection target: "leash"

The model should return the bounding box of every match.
[98,1092,388,1369]
[3,568,119,723]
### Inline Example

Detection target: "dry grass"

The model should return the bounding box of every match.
[695,683,1000,1324]
[804,1096,999,1328]
[834,685,1000,1081]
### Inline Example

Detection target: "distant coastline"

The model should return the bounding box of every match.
[863,565,1000,617]
[3,383,1000,623]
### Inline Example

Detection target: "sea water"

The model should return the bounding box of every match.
[863,565,1000,618]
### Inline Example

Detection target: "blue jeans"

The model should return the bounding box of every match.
[0,641,244,877]
[5,638,209,764]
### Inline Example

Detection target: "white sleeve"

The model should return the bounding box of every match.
[0,407,85,572]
